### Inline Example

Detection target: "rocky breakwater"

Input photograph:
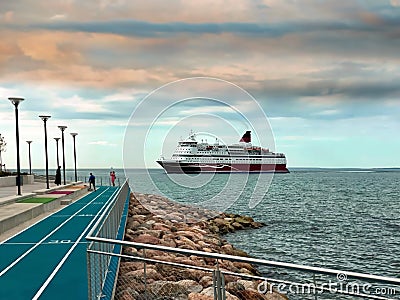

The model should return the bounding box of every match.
[116,193,287,300]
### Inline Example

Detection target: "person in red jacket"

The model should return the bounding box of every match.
[110,171,116,186]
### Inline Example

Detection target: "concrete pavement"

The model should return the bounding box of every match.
[0,181,90,241]
[0,182,56,206]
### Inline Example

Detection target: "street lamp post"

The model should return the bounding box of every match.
[58,126,67,185]
[54,138,60,168]
[39,116,51,189]
[26,141,32,175]
[8,97,25,195]
[70,133,78,182]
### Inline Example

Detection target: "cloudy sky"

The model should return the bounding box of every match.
[0,0,400,170]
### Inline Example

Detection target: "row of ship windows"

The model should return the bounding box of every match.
[176,151,242,154]
[178,150,229,152]
[177,149,244,152]
[187,158,279,161]
[173,155,284,160]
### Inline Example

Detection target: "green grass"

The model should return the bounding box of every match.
[18,197,57,204]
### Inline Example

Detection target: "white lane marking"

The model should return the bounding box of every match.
[0,187,112,277]
[32,187,120,299]
[4,242,88,245]
[50,214,96,218]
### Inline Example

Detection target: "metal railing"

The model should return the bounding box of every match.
[34,173,123,186]
[78,176,123,187]
[87,236,400,299]
[86,179,130,300]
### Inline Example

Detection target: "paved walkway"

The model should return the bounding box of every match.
[0,181,76,205]
[0,186,120,299]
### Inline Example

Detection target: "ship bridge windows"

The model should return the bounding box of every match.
[179,142,197,147]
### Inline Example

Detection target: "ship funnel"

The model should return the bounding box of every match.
[239,131,251,143]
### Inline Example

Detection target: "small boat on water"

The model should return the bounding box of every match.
[157,131,289,174]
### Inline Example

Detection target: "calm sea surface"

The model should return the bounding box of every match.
[34,168,400,298]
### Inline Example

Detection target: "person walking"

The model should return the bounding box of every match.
[88,172,96,191]
[110,170,116,186]
[55,166,62,186]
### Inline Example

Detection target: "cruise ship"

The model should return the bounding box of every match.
[157,131,289,173]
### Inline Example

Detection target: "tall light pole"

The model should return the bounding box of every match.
[26,141,32,175]
[39,116,51,189]
[8,97,25,195]
[58,126,67,185]
[70,133,78,182]
[54,138,60,168]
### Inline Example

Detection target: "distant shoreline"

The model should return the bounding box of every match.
[288,167,400,172]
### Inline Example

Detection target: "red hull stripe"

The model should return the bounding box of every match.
[157,161,289,173]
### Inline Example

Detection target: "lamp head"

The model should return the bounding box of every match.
[8,97,25,107]
[70,133,78,137]
[58,126,67,132]
[26,141,32,144]
[54,138,60,141]
[39,115,51,122]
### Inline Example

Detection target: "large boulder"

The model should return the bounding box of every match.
[188,293,213,300]
[225,281,246,295]
[125,268,162,281]
[133,234,160,245]
[149,280,187,297]
[177,279,203,293]
[234,216,254,225]
[200,287,240,300]
[199,275,213,287]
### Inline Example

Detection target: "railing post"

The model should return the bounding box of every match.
[213,261,225,300]
[313,274,318,300]
[213,270,225,300]
[143,249,147,293]
[87,250,92,299]
[213,270,217,300]
[221,272,226,299]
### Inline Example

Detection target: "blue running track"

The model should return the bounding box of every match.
[0,186,120,299]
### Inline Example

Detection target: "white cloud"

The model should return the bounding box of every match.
[88,140,116,146]
[391,0,400,7]
[3,11,14,22]
[103,89,144,102]
[50,14,67,20]
[52,95,108,113]
[315,109,340,116]
[179,105,235,115]
[0,87,23,99]
[280,135,306,141]
[299,96,342,107]
[384,99,400,107]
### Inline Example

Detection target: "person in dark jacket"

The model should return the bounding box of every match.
[88,173,96,191]
[55,166,62,186]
